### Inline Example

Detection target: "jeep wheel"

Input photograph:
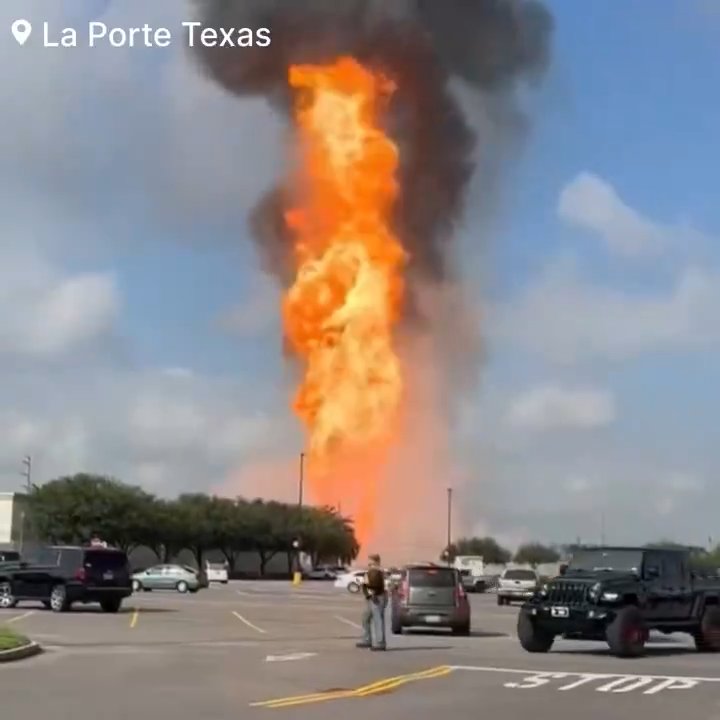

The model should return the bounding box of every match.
[606,606,647,657]
[694,606,720,652]
[517,612,554,653]
[49,584,70,613]
[0,581,17,609]
[100,598,122,613]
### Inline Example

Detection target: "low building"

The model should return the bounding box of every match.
[0,492,28,551]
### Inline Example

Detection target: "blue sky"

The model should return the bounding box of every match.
[0,0,718,554]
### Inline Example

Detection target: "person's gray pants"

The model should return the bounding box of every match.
[361,594,387,648]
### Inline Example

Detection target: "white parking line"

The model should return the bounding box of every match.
[232,611,267,634]
[6,611,35,624]
[334,615,362,630]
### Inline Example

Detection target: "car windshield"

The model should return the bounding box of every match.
[504,569,536,581]
[568,550,642,574]
[408,568,456,587]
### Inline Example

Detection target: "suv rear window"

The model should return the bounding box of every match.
[504,569,536,581]
[408,568,456,587]
[0,551,20,562]
[84,550,128,570]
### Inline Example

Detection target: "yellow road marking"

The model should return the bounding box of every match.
[250,665,454,708]
[355,666,453,696]
[129,609,139,628]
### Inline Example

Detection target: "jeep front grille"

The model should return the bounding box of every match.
[547,582,588,606]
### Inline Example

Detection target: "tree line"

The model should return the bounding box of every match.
[24,474,359,574]
[444,537,561,566]
[444,536,720,571]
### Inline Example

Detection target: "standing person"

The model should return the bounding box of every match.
[356,554,387,651]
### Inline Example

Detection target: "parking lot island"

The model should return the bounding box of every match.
[0,625,42,663]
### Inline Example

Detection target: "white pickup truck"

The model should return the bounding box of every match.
[496,567,539,605]
[454,555,491,593]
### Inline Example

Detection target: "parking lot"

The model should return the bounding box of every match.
[0,582,718,719]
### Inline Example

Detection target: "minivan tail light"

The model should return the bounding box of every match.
[455,582,466,607]
[398,578,410,604]
[74,567,87,582]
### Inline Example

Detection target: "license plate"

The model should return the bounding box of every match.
[424,615,442,623]
[103,571,114,580]
[551,606,569,618]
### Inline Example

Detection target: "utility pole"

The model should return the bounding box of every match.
[446,487,453,565]
[298,452,305,508]
[20,455,32,492]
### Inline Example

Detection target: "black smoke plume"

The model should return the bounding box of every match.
[191,0,552,351]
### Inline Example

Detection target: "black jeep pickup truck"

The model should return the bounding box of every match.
[517,546,720,657]
[0,545,132,613]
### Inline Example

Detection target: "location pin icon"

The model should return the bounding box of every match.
[11,19,32,46]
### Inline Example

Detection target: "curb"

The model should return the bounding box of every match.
[0,641,43,663]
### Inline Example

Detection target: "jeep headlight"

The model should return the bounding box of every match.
[588,582,602,601]
[537,583,549,598]
[601,591,619,601]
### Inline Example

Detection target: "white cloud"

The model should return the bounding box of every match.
[505,384,616,431]
[216,277,281,337]
[557,172,704,257]
[0,0,284,237]
[0,367,295,496]
[492,259,720,364]
[0,244,119,360]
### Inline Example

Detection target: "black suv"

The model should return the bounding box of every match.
[518,546,720,657]
[0,545,132,613]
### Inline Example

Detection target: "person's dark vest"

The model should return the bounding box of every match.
[364,567,385,596]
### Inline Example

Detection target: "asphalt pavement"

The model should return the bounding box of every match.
[0,581,718,719]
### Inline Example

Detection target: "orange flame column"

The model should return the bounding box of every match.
[283,57,407,545]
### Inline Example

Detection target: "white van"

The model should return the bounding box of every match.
[205,560,229,584]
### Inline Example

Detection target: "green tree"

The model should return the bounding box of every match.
[247,500,302,576]
[514,542,561,567]
[211,498,255,571]
[644,540,688,549]
[443,536,512,564]
[28,474,155,551]
[300,507,359,566]
[165,494,218,568]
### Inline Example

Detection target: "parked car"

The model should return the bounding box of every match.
[205,561,229,584]
[497,568,540,605]
[305,565,341,580]
[131,564,202,593]
[0,545,132,612]
[334,569,367,594]
[390,564,470,636]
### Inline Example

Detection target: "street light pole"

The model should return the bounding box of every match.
[446,487,453,565]
[21,455,32,492]
[298,452,305,508]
